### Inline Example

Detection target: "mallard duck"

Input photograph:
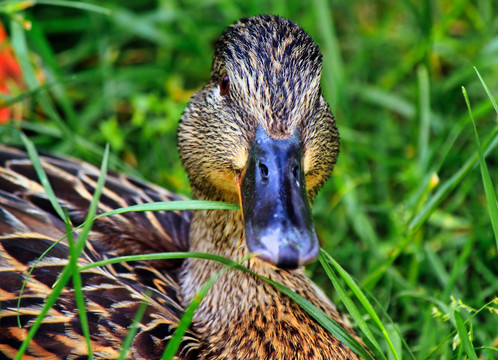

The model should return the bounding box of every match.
[0,15,363,359]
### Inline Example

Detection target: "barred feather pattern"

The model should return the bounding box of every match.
[0,146,197,359]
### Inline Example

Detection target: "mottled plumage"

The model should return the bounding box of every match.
[0,15,361,359]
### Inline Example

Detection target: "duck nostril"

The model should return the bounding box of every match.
[292,165,300,180]
[259,163,269,180]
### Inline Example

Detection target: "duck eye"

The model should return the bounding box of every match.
[219,74,230,95]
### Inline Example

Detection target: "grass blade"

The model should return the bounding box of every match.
[94,200,239,219]
[15,131,70,326]
[161,270,222,359]
[66,220,94,360]
[34,0,111,14]
[262,274,374,360]
[321,250,400,360]
[79,252,241,271]
[386,324,402,360]
[15,258,73,359]
[454,310,478,360]
[474,67,498,115]
[67,144,111,358]
[417,65,430,172]
[0,0,111,14]
[18,132,65,219]
[118,293,150,360]
[462,86,498,249]
[319,254,386,359]
[15,145,110,359]
[312,0,346,112]
[422,297,497,359]
[162,255,251,359]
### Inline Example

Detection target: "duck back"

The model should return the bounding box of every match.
[0,146,198,359]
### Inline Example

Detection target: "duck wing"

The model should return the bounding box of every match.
[0,146,198,359]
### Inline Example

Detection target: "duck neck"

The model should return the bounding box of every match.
[180,205,250,302]
[185,187,247,259]
[179,190,308,325]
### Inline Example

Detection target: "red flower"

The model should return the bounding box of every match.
[0,23,24,124]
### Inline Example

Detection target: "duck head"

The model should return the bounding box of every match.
[178,15,339,270]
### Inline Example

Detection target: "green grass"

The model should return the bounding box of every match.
[1,0,498,359]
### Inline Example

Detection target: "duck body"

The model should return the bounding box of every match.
[0,148,195,359]
[0,15,362,359]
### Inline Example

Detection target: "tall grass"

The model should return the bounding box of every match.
[1,0,497,359]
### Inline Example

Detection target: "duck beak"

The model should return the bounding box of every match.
[238,125,319,269]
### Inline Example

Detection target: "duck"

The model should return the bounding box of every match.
[0,15,364,360]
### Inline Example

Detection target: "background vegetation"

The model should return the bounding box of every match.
[1,0,497,358]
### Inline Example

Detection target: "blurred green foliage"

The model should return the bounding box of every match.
[1,0,497,358]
